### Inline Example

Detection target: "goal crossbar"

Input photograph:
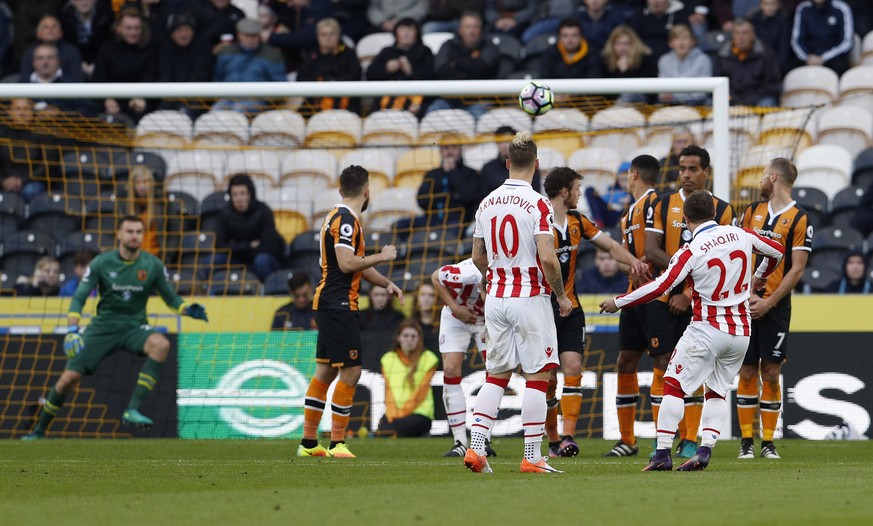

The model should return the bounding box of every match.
[0,77,731,198]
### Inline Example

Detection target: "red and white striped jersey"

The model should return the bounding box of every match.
[474,179,555,298]
[615,221,784,336]
[437,258,485,322]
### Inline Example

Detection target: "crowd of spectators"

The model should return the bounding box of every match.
[1,0,870,116]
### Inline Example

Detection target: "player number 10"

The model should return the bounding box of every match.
[490,215,520,258]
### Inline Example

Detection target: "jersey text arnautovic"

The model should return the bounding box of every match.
[698,231,740,254]
[479,194,537,214]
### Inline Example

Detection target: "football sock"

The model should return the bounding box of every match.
[700,391,727,449]
[656,380,685,451]
[760,379,782,442]
[330,380,356,443]
[545,377,559,442]
[650,368,665,424]
[470,376,508,454]
[34,388,66,433]
[736,375,759,439]
[522,380,548,462]
[616,372,639,446]
[683,386,705,442]
[127,358,163,410]
[443,376,467,445]
[302,377,329,441]
[561,374,583,438]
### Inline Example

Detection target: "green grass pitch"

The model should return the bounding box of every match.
[1,438,871,526]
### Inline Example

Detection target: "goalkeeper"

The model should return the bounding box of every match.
[23,215,208,439]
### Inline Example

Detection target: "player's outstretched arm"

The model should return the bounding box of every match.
[336,244,397,274]
[363,266,404,305]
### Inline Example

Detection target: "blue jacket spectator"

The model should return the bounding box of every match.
[576,249,629,294]
[214,22,286,82]
[790,0,854,75]
[577,0,628,55]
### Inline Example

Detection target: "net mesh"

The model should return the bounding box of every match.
[0,92,813,438]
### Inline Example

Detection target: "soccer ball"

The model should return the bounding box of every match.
[518,81,554,116]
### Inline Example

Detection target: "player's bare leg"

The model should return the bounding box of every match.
[123,333,170,429]
[736,363,759,459]
[442,352,469,456]
[606,350,643,457]
[759,361,783,459]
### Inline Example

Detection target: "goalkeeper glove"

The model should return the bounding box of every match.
[63,326,83,359]
[186,303,208,322]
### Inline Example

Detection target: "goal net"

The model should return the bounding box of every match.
[0,80,811,440]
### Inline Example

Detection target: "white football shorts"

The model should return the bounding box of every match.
[484,295,559,375]
[438,307,486,354]
[665,322,750,397]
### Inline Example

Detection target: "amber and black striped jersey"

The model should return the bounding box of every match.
[621,188,658,292]
[313,205,365,311]
[553,210,602,309]
[646,189,735,301]
[741,200,813,305]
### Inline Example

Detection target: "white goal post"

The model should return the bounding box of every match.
[0,77,730,197]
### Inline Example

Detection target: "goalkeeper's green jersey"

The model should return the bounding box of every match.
[69,249,185,325]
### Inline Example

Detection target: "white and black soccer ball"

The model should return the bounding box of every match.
[518,81,554,116]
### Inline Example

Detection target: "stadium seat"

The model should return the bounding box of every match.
[0,214,18,241]
[366,187,422,231]
[419,109,475,145]
[0,229,56,279]
[340,149,396,196]
[701,106,760,175]
[131,150,167,181]
[474,107,532,136]
[816,105,873,159]
[490,33,522,78]
[164,150,224,203]
[362,110,419,147]
[852,147,873,187]
[737,144,793,187]
[178,231,216,268]
[838,65,873,114]
[263,268,300,296]
[0,191,24,218]
[166,190,199,217]
[795,144,853,201]
[168,266,200,295]
[532,108,588,158]
[280,149,338,192]
[698,30,730,57]
[58,231,101,259]
[758,108,814,150]
[862,32,873,65]
[646,106,703,150]
[568,147,622,195]
[536,147,566,175]
[309,189,344,225]
[792,187,829,230]
[193,111,250,146]
[60,150,103,198]
[521,33,555,71]
[289,230,321,255]
[800,264,839,293]
[304,109,362,148]
[356,32,393,70]
[273,209,310,244]
[628,144,669,163]
[829,186,865,228]
[589,106,645,160]
[224,150,282,197]
[462,142,498,172]
[781,65,840,107]
[104,148,133,183]
[422,32,453,55]
[211,268,260,295]
[394,147,440,189]
[135,110,193,148]
[25,193,82,241]
[810,226,864,272]
[249,110,306,148]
